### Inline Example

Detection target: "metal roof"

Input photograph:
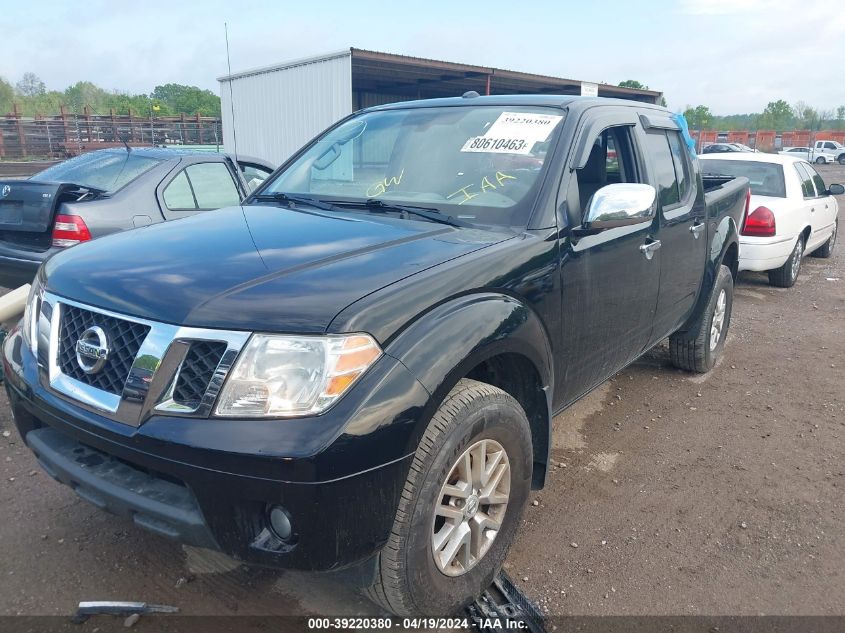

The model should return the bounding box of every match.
[218,47,662,104]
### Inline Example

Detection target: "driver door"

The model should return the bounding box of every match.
[556,113,661,406]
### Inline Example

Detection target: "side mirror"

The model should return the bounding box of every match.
[828,183,845,196]
[584,183,657,230]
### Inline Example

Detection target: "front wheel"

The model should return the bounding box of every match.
[670,264,734,373]
[839,155,845,166]
[365,379,532,616]
[768,236,804,287]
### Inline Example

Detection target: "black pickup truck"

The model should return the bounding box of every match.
[3,95,748,616]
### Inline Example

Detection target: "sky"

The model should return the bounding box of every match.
[1,0,843,115]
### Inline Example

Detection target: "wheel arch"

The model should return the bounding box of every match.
[384,293,554,490]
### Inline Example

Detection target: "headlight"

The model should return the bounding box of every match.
[215,333,382,418]
[21,277,42,355]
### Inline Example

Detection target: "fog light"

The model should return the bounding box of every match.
[269,506,293,541]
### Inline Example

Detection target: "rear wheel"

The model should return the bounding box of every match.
[816,157,826,164]
[670,264,734,373]
[811,219,837,259]
[364,379,532,616]
[768,236,804,287]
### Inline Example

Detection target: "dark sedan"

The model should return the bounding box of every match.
[0,148,274,288]
[701,143,744,154]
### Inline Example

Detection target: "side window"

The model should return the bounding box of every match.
[807,164,827,196]
[644,131,680,208]
[574,125,641,215]
[185,162,241,209]
[794,163,817,198]
[825,142,837,150]
[163,171,197,210]
[667,131,692,202]
[240,163,273,192]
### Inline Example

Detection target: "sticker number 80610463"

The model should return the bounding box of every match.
[461,136,530,154]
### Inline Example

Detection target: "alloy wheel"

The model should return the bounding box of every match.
[710,288,727,351]
[431,439,511,577]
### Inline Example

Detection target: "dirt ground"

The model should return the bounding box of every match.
[0,165,843,621]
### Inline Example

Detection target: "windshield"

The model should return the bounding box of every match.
[261,106,565,227]
[34,151,161,192]
[703,159,786,197]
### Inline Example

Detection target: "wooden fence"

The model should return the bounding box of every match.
[0,104,223,160]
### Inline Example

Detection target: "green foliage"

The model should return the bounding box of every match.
[758,99,794,130]
[683,105,713,129]
[0,77,14,115]
[16,72,46,97]
[152,84,221,117]
[618,79,647,90]
[4,72,221,117]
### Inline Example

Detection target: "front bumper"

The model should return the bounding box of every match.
[4,327,429,571]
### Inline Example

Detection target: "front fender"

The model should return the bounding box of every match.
[384,292,554,485]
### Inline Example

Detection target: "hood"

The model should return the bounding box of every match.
[43,205,508,333]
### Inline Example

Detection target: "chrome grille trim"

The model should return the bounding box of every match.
[36,291,251,427]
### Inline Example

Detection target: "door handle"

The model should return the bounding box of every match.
[689,223,705,239]
[811,208,816,213]
[639,239,662,260]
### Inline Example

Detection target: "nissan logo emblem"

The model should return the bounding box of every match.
[1,185,10,198]
[75,326,110,375]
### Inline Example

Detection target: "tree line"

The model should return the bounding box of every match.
[619,81,845,132]
[0,72,221,118]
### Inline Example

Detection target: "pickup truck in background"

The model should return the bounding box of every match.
[778,147,836,164]
[0,148,274,288]
[782,140,845,165]
[3,96,749,616]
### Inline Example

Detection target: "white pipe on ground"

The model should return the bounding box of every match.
[0,284,31,328]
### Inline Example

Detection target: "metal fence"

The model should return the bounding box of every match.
[0,111,223,160]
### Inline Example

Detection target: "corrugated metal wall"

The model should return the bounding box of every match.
[219,52,353,166]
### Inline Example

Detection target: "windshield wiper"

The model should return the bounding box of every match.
[250,192,341,212]
[331,199,469,228]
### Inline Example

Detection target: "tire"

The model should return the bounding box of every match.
[768,235,804,288]
[810,219,837,259]
[669,264,733,373]
[839,155,845,166]
[816,157,825,164]
[365,378,532,616]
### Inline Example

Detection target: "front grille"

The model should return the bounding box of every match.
[58,305,151,395]
[172,341,228,409]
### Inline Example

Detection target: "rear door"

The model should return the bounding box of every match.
[803,162,838,248]
[158,160,242,220]
[641,122,707,340]
[793,162,825,250]
[557,109,661,405]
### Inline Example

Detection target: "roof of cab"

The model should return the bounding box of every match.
[365,94,671,114]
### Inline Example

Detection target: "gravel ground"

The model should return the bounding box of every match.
[0,165,843,621]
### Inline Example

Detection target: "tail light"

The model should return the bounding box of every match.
[52,214,92,247]
[741,206,776,237]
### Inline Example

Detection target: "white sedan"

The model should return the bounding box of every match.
[778,147,835,164]
[700,153,842,287]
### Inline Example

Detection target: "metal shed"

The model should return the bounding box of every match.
[218,47,662,165]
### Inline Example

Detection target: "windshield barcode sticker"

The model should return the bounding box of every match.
[461,112,563,154]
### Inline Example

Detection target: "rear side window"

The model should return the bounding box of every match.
[807,165,827,196]
[163,171,196,209]
[644,131,680,207]
[187,163,241,208]
[701,159,786,198]
[794,163,817,198]
[240,163,273,192]
[34,151,161,192]
[163,162,241,211]
[667,131,692,202]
